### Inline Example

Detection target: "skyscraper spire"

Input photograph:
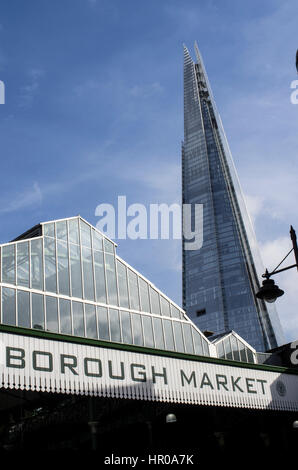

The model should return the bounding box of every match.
[182,43,285,351]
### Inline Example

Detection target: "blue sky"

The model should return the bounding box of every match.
[0,0,297,341]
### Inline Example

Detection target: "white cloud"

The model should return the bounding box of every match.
[242,1,297,80]
[83,144,181,202]
[241,168,298,228]
[73,79,102,97]
[244,193,264,225]
[0,182,42,214]
[129,82,163,99]
[123,161,180,196]
[259,236,292,273]
[19,68,45,108]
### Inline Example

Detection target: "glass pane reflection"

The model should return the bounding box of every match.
[109,308,121,342]
[105,253,118,306]
[97,306,109,340]
[31,239,43,290]
[142,315,154,348]
[68,218,79,245]
[231,335,240,361]
[72,301,84,337]
[85,303,97,339]
[128,270,140,310]
[94,250,106,303]
[17,290,30,328]
[44,238,57,293]
[70,244,82,298]
[121,310,132,344]
[57,241,70,296]
[132,313,143,346]
[160,297,170,317]
[56,220,67,241]
[2,287,16,325]
[150,288,160,315]
[17,242,29,287]
[82,247,94,301]
[59,298,71,335]
[2,245,15,285]
[163,320,175,351]
[183,323,194,354]
[117,261,129,308]
[153,317,165,349]
[80,219,91,248]
[32,293,44,330]
[92,230,103,251]
[173,322,184,352]
[192,330,203,355]
[46,296,58,332]
[43,223,55,238]
[139,278,150,313]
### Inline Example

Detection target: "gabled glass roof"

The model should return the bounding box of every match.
[0,216,212,358]
[212,330,256,363]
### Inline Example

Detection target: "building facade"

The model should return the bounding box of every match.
[0,216,296,402]
[0,215,263,367]
[182,43,285,351]
[0,216,212,359]
[0,216,297,455]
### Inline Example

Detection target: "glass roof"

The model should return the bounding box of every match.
[0,216,211,358]
[212,331,256,364]
[0,216,260,364]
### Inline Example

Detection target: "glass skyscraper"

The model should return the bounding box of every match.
[182,43,285,352]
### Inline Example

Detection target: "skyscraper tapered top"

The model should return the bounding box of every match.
[182,43,285,351]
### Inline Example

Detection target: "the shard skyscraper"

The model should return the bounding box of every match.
[182,43,285,351]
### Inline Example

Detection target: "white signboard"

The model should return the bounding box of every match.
[0,332,298,411]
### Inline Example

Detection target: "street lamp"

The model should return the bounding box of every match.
[256,226,298,303]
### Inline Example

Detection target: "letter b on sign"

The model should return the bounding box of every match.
[6,347,25,369]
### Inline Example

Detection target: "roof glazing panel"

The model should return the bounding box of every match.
[0,216,211,358]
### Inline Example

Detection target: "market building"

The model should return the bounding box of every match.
[0,216,297,457]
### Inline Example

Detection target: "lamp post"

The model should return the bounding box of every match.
[256,226,298,303]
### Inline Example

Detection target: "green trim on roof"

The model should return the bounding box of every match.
[0,324,297,375]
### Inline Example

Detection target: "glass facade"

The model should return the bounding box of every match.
[182,43,285,351]
[0,216,211,358]
[213,332,256,364]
